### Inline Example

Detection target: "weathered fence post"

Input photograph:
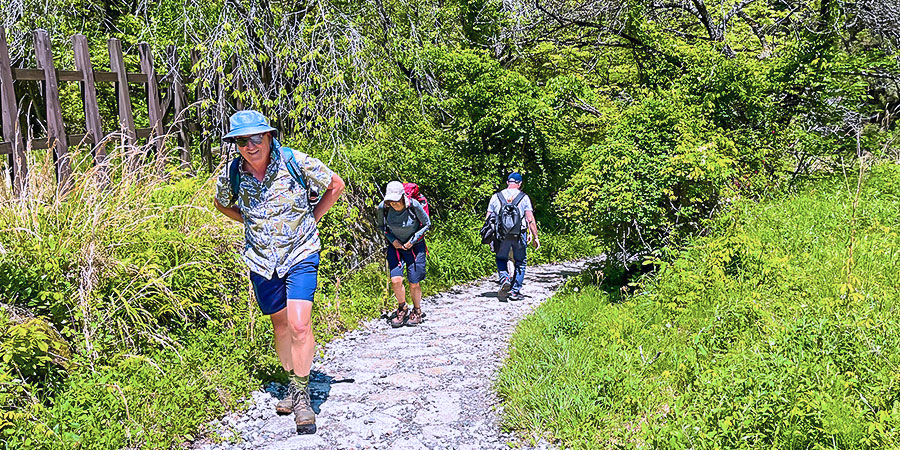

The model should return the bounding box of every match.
[108,38,136,149]
[72,34,106,169]
[0,27,26,195]
[34,29,73,192]
[139,43,165,167]
[169,46,192,172]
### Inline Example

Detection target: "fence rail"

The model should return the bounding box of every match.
[0,27,204,195]
[9,68,151,82]
[0,129,156,154]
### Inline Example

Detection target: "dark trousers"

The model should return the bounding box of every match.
[495,233,527,293]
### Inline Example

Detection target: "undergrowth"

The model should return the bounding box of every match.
[497,162,900,449]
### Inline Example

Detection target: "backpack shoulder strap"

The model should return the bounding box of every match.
[408,204,420,226]
[229,157,242,203]
[511,191,526,207]
[405,199,421,224]
[279,146,308,190]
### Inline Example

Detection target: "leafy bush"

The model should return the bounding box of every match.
[498,163,900,449]
[557,91,738,254]
[1,325,271,450]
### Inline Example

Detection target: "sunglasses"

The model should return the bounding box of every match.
[233,134,265,147]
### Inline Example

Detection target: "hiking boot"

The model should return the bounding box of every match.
[293,384,316,434]
[391,304,409,328]
[498,279,512,302]
[509,291,523,302]
[275,380,297,415]
[407,307,423,326]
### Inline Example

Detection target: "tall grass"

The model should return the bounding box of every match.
[497,162,900,449]
[1,141,238,350]
[0,141,267,449]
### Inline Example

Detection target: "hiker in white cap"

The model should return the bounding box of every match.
[375,181,431,327]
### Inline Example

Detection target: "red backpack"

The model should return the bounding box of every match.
[403,183,431,217]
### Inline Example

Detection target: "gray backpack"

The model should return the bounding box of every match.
[496,192,526,240]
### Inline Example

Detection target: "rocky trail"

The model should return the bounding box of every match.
[193,257,600,450]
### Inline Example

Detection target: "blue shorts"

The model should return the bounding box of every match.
[249,253,319,315]
[387,241,427,284]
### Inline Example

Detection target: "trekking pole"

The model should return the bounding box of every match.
[384,256,391,311]
[382,255,395,321]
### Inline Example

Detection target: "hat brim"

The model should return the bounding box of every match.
[384,192,403,202]
[223,126,278,141]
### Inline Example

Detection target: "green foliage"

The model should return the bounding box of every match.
[498,163,900,448]
[1,325,269,450]
[0,165,263,448]
[338,46,582,217]
[0,317,70,387]
[557,91,738,252]
[4,0,898,447]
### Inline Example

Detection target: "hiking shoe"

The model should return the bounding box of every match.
[391,304,409,328]
[293,384,316,434]
[407,307,423,326]
[509,291,523,302]
[498,279,512,302]
[275,380,297,415]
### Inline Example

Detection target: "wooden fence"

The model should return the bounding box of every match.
[0,27,215,195]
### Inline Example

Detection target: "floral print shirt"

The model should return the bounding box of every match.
[215,145,334,279]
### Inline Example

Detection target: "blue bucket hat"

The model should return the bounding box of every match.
[223,110,278,143]
[507,172,523,183]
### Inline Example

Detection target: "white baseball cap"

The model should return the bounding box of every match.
[384,181,405,202]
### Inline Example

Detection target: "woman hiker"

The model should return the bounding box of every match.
[212,110,345,434]
[375,181,431,327]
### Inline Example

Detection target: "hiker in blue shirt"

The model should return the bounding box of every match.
[486,173,540,302]
[212,110,345,434]
[375,181,431,327]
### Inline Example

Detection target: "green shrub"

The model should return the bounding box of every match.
[1,324,271,450]
[556,91,738,254]
[498,163,900,449]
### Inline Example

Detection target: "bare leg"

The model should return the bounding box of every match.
[270,308,293,372]
[409,282,422,309]
[285,300,316,432]
[286,300,315,377]
[390,276,407,306]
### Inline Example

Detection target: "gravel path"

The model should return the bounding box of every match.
[193,257,600,450]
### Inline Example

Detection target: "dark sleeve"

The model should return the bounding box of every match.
[376,202,397,243]
[408,200,431,244]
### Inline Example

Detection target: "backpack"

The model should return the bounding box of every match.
[480,214,497,245]
[403,183,430,217]
[495,191,526,240]
[229,141,316,205]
